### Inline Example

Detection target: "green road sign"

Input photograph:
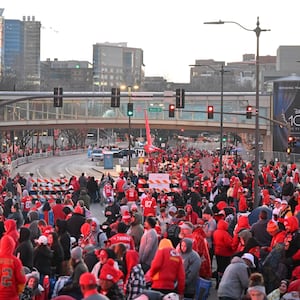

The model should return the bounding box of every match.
[149,107,162,112]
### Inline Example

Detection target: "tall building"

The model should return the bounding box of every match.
[22,16,41,89]
[93,42,144,90]
[2,14,40,90]
[0,9,4,78]
[3,19,24,79]
[40,58,93,91]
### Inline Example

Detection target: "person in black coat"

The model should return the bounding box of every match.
[48,231,64,277]
[66,207,86,241]
[33,235,53,284]
[56,219,71,276]
[15,226,34,270]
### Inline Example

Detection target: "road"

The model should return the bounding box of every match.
[10,153,218,299]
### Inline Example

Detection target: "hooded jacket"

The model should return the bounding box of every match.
[4,219,19,247]
[284,216,300,261]
[192,226,212,279]
[56,219,71,261]
[213,220,234,257]
[149,244,185,295]
[0,235,26,300]
[217,256,250,300]
[128,212,144,250]
[180,238,201,296]
[15,227,34,269]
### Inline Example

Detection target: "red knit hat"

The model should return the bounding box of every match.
[79,272,97,286]
[99,258,123,283]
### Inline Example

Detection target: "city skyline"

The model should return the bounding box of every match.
[2,0,300,83]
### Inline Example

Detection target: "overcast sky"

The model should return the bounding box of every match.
[2,0,300,82]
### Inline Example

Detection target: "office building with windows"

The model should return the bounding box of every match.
[93,42,144,90]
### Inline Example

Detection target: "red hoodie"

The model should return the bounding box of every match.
[213,220,234,257]
[4,219,19,247]
[149,247,185,295]
[0,235,26,300]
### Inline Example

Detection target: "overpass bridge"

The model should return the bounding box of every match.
[0,91,271,135]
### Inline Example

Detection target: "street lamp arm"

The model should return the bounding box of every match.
[204,20,252,31]
[204,17,271,35]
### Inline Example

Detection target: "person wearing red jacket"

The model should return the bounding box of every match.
[0,235,26,300]
[184,204,198,225]
[283,216,300,276]
[213,219,234,288]
[125,184,138,209]
[262,220,286,253]
[146,240,185,297]
[108,222,135,250]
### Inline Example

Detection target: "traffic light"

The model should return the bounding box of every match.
[207,105,214,119]
[246,105,252,119]
[175,88,185,108]
[287,136,295,154]
[111,87,120,107]
[169,104,175,118]
[53,87,63,107]
[127,103,133,117]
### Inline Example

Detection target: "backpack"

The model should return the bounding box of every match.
[166,223,180,247]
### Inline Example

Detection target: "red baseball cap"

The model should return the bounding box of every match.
[79,272,97,286]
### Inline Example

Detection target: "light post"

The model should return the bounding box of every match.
[121,85,139,173]
[190,63,225,174]
[204,17,270,208]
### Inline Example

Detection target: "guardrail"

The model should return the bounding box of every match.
[9,149,86,174]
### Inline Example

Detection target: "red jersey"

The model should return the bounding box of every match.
[116,178,125,193]
[0,236,26,300]
[21,195,32,212]
[125,187,138,202]
[109,233,135,250]
[103,183,113,198]
[141,196,157,217]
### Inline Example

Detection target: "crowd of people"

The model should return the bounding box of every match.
[0,146,299,299]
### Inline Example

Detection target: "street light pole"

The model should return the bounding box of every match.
[220,64,224,175]
[128,86,132,173]
[204,17,270,208]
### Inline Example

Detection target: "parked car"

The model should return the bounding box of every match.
[91,148,104,161]
[113,149,136,158]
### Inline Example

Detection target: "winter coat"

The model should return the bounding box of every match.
[192,226,212,279]
[4,219,19,247]
[218,256,250,300]
[78,189,91,209]
[180,238,201,296]
[139,228,158,268]
[0,235,26,300]
[128,212,144,250]
[67,212,86,241]
[56,219,71,261]
[213,219,234,257]
[15,227,34,270]
[149,247,185,295]
[33,244,53,276]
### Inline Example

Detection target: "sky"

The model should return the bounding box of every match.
[2,0,300,83]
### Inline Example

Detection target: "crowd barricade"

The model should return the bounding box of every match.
[30,177,72,202]
[137,177,180,194]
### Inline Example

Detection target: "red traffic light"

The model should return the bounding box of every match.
[207,105,214,119]
[246,105,252,119]
[169,104,175,117]
[288,136,293,142]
